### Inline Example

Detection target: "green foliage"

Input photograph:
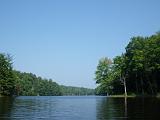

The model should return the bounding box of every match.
[95,57,113,95]
[95,32,160,96]
[0,53,16,96]
[95,57,112,84]
[60,85,95,96]
[14,71,95,96]
[0,53,95,96]
[0,52,95,96]
[14,71,62,96]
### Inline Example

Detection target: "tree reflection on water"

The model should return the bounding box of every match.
[0,97,15,120]
[96,97,160,120]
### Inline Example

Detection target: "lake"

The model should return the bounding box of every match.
[0,96,160,120]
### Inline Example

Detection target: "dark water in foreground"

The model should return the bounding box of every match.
[0,96,160,120]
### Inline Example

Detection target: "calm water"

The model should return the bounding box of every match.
[0,96,160,120]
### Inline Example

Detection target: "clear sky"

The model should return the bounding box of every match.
[0,0,160,88]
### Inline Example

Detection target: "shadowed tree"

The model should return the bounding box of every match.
[0,53,16,96]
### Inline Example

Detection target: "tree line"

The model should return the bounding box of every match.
[0,53,95,96]
[61,85,95,96]
[95,32,160,96]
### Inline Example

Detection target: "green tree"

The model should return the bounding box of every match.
[14,71,62,96]
[61,85,95,96]
[0,53,16,96]
[94,32,160,96]
[95,57,112,95]
[113,55,127,96]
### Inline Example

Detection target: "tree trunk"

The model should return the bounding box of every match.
[135,73,138,94]
[123,77,127,97]
[148,80,153,94]
[153,71,157,95]
[145,71,153,94]
[140,76,144,95]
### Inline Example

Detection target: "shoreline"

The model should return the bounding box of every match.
[106,95,160,98]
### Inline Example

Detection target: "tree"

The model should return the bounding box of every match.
[61,85,95,96]
[94,32,160,96]
[113,55,127,96]
[0,53,16,96]
[14,71,62,96]
[95,57,112,95]
[95,57,112,83]
[125,37,146,95]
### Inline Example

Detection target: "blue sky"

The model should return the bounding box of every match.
[0,0,160,88]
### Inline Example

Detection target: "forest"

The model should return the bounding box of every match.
[95,32,160,96]
[1,32,160,97]
[0,54,95,96]
[61,85,95,96]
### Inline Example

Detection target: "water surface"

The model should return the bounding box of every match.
[0,96,160,119]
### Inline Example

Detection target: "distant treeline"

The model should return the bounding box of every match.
[0,53,95,96]
[14,71,62,96]
[61,85,95,96]
[95,32,160,96]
